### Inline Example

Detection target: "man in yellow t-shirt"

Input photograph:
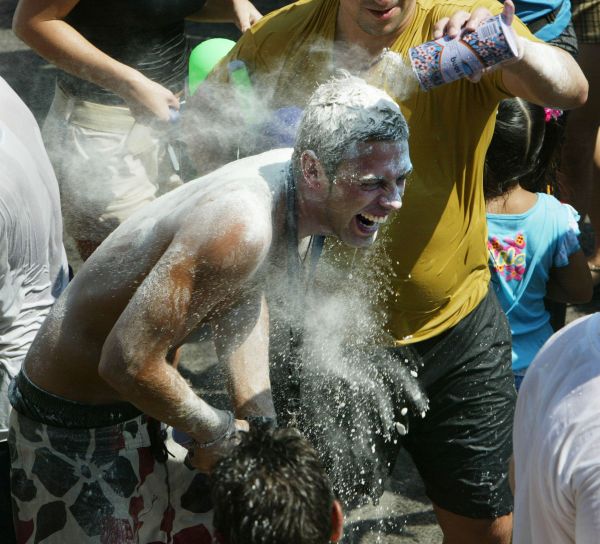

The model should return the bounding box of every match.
[187,1,587,542]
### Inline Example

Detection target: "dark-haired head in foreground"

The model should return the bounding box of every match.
[211,427,343,544]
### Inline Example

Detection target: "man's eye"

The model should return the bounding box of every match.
[361,182,381,190]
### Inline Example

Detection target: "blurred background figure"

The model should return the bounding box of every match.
[512,312,600,543]
[210,426,344,544]
[11,0,262,261]
[485,98,592,391]
[0,76,69,544]
[561,0,600,288]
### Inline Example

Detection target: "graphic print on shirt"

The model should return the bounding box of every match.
[488,233,526,281]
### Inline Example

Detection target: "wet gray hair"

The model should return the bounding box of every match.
[291,73,409,180]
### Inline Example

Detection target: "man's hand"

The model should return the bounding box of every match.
[432,0,524,82]
[187,418,250,473]
[432,0,519,40]
[433,5,492,40]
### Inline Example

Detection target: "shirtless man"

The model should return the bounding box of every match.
[7,75,411,543]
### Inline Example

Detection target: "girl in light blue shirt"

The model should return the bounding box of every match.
[485,98,593,390]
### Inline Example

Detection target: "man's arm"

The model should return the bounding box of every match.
[433,0,588,108]
[97,200,272,463]
[212,291,275,419]
[499,1,587,108]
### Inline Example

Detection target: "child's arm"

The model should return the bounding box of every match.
[546,249,593,304]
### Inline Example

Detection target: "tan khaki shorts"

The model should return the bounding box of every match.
[42,86,182,242]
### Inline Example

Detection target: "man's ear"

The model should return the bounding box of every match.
[300,150,326,189]
[330,500,344,542]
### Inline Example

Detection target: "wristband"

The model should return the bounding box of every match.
[195,410,236,449]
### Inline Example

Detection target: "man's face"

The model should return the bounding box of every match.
[338,0,416,40]
[326,140,411,248]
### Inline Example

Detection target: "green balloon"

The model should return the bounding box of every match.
[188,38,236,96]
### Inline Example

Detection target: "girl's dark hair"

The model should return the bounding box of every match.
[484,98,562,199]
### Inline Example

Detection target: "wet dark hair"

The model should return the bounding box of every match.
[211,426,335,544]
[484,98,562,199]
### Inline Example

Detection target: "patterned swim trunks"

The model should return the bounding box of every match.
[8,409,214,543]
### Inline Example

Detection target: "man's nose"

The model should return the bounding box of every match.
[379,185,403,209]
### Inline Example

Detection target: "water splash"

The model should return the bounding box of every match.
[269,234,428,515]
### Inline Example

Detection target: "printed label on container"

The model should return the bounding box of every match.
[409,15,519,91]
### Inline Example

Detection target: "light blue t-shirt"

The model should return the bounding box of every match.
[486,193,580,372]
[511,0,571,41]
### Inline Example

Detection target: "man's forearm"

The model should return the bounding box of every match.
[99,354,231,443]
[502,40,588,109]
[213,293,276,418]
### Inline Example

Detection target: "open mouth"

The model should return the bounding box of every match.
[356,212,387,233]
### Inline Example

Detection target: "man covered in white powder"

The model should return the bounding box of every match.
[7,75,412,543]
[0,77,70,544]
[512,311,600,544]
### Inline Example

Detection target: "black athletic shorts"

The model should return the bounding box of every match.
[391,287,515,519]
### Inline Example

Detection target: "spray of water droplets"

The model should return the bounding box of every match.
[268,230,429,535]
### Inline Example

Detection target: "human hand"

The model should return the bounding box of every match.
[123,74,180,122]
[229,0,262,32]
[187,418,249,473]
[497,0,525,60]
[431,0,523,81]
[432,4,494,40]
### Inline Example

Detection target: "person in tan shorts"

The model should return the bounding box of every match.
[12,0,262,261]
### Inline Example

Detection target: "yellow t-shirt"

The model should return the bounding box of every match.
[211,0,535,344]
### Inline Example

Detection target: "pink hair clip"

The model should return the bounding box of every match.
[544,108,562,122]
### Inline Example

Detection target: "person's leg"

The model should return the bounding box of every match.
[433,504,512,544]
[399,289,515,544]
[0,441,16,544]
